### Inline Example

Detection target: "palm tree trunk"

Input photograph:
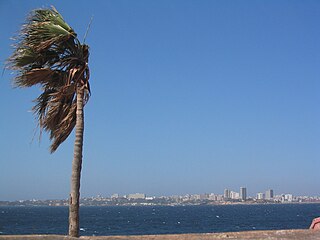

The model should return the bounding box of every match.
[69,87,84,237]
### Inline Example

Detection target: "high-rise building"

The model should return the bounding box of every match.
[240,187,247,201]
[224,189,231,199]
[257,192,265,200]
[285,194,293,202]
[230,191,240,199]
[265,189,274,200]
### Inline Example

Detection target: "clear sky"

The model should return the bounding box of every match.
[1,0,320,201]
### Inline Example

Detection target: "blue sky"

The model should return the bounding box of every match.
[1,0,320,201]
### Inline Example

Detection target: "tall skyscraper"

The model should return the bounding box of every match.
[265,189,274,200]
[224,189,231,199]
[240,187,247,201]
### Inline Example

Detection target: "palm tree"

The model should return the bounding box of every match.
[7,7,90,237]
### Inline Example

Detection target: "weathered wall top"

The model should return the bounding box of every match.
[1,230,320,240]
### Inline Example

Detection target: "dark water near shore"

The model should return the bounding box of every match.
[0,204,319,236]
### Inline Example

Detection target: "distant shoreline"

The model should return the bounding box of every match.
[1,201,319,207]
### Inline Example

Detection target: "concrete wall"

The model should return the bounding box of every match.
[1,230,320,240]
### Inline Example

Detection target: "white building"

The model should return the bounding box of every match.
[209,193,223,201]
[190,194,201,200]
[285,194,293,202]
[257,192,265,200]
[111,193,119,199]
[127,193,146,199]
[230,191,240,199]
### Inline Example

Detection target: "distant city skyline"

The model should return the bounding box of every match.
[3,187,320,204]
[1,1,320,201]
[1,180,318,201]
[3,185,319,202]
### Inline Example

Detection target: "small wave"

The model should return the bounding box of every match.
[80,228,85,231]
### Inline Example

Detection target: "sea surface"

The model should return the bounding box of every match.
[0,204,319,236]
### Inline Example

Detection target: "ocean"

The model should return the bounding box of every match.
[0,204,319,236]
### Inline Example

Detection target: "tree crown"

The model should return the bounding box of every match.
[7,6,90,153]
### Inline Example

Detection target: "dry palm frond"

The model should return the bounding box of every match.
[7,6,90,153]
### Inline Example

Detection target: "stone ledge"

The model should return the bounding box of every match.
[1,230,320,240]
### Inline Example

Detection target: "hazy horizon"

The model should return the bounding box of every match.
[1,188,317,202]
[1,0,319,201]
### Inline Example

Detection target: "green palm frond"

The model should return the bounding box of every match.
[7,6,90,153]
[23,7,76,51]
[31,7,75,34]
[10,47,38,69]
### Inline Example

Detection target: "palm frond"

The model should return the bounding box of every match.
[7,6,90,153]
[14,68,53,87]
[24,7,76,50]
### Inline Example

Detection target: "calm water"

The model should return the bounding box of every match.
[0,204,319,236]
